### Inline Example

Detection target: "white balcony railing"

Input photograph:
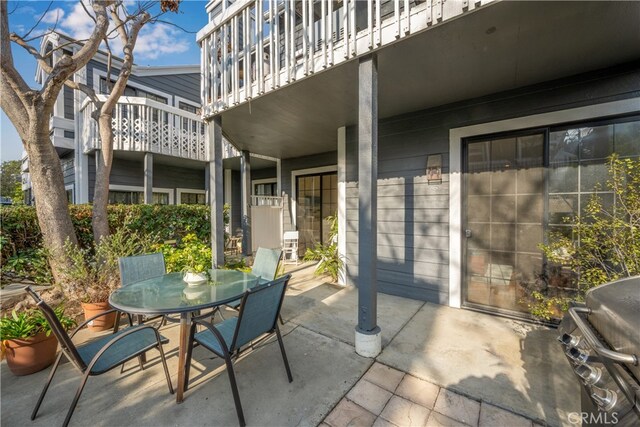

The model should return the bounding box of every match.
[80,96,207,161]
[251,195,282,206]
[198,0,494,117]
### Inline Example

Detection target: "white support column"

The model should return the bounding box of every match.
[276,158,282,196]
[240,150,252,255]
[144,153,153,204]
[337,126,347,286]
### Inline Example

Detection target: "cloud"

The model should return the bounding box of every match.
[41,8,65,25]
[54,4,191,61]
[130,24,191,60]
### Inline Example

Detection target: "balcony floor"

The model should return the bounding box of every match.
[1,264,578,426]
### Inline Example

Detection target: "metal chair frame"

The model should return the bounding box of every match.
[184,275,293,427]
[24,287,174,427]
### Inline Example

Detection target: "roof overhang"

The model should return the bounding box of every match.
[213,0,640,160]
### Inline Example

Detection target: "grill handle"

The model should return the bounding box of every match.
[569,307,638,366]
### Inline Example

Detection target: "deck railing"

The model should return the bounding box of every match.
[80,96,208,161]
[251,195,283,206]
[197,0,494,117]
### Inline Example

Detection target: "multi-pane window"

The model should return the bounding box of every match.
[254,182,277,196]
[180,192,206,205]
[463,115,639,318]
[108,191,170,205]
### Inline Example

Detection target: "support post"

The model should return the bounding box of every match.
[355,54,381,358]
[209,116,225,267]
[143,153,153,204]
[337,127,347,286]
[240,150,252,255]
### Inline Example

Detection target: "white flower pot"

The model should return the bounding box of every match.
[183,272,208,286]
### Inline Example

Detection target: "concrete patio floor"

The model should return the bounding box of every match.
[1,264,579,426]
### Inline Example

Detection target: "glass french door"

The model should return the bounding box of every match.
[463,132,545,315]
[296,173,337,255]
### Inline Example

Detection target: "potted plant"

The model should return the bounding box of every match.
[0,307,75,376]
[60,229,153,331]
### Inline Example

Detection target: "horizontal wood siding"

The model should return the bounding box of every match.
[345,62,640,304]
[63,85,74,119]
[86,60,200,104]
[60,153,75,186]
[252,167,277,180]
[153,165,205,189]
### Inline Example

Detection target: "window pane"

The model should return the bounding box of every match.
[614,121,640,157]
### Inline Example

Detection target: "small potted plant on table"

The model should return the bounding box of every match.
[1,306,75,376]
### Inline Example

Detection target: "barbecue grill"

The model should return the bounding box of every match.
[559,276,640,426]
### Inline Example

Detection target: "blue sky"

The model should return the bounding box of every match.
[1,0,210,161]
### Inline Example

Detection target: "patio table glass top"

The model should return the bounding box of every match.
[109,269,259,315]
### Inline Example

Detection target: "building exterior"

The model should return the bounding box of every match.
[196,0,640,350]
[21,31,274,238]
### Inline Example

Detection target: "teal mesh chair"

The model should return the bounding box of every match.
[225,247,283,314]
[184,274,293,427]
[115,253,166,331]
[24,287,174,427]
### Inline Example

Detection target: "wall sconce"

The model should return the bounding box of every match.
[426,154,442,185]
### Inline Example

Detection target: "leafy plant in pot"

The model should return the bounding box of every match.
[0,307,75,376]
[60,229,154,332]
[180,234,212,286]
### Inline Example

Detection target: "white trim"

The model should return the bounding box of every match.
[250,152,279,162]
[109,184,174,205]
[290,165,338,228]
[276,159,282,195]
[175,95,201,110]
[176,188,207,205]
[65,184,75,204]
[132,65,200,76]
[252,177,277,186]
[448,97,640,309]
[92,69,174,104]
[337,127,347,286]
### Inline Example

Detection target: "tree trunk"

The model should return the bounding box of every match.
[92,113,115,242]
[25,113,78,282]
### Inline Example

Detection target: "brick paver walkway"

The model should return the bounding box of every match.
[322,362,543,427]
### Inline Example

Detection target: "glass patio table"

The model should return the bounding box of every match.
[109,269,259,403]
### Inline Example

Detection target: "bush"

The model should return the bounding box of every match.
[0,204,220,285]
[155,233,212,274]
[303,214,344,282]
[536,155,640,320]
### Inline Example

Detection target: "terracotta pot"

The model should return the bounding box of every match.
[81,301,116,332]
[3,332,58,376]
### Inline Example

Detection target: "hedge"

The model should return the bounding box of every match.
[1,204,218,284]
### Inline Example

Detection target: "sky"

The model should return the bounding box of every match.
[0,0,210,161]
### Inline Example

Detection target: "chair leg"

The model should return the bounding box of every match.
[157,344,175,395]
[223,354,246,427]
[31,351,64,420]
[183,323,197,392]
[113,312,121,333]
[275,325,293,383]
[62,371,91,427]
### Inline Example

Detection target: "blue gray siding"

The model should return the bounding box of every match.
[231,170,241,234]
[61,153,75,187]
[344,62,640,304]
[86,60,200,104]
[63,85,74,119]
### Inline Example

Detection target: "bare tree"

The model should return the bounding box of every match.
[0,0,112,282]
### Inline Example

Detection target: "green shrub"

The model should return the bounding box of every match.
[0,204,224,286]
[156,233,212,274]
[0,306,75,340]
[536,155,640,319]
[303,214,344,282]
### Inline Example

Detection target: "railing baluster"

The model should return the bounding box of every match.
[302,0,308,75]
[321,0,327,68]
[233,15,240,105]
[404,0,410,34]
[243,8,250,101]
[328,0,333,65]
[376,0,381,46]
[284,0,290,83]
[349,0,355,57]
[289,0,296,81]
[308,0,314,73]
[257,0,264,94]
[343,0,349,58]
[368,0,373,49]
[394,0,400,37]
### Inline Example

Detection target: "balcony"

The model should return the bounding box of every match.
[197,0,496,118]
[79,96,240,162]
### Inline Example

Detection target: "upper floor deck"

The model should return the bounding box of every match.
[197,0,495,119]
[79,96,239,162]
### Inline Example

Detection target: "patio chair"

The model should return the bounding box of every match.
[282,231,299,265]
[184,274,293,427]
[115,253,167,332]
[24,286,174,427]
[224,247,283,321]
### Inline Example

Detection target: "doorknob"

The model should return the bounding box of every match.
[465,229,472,238]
